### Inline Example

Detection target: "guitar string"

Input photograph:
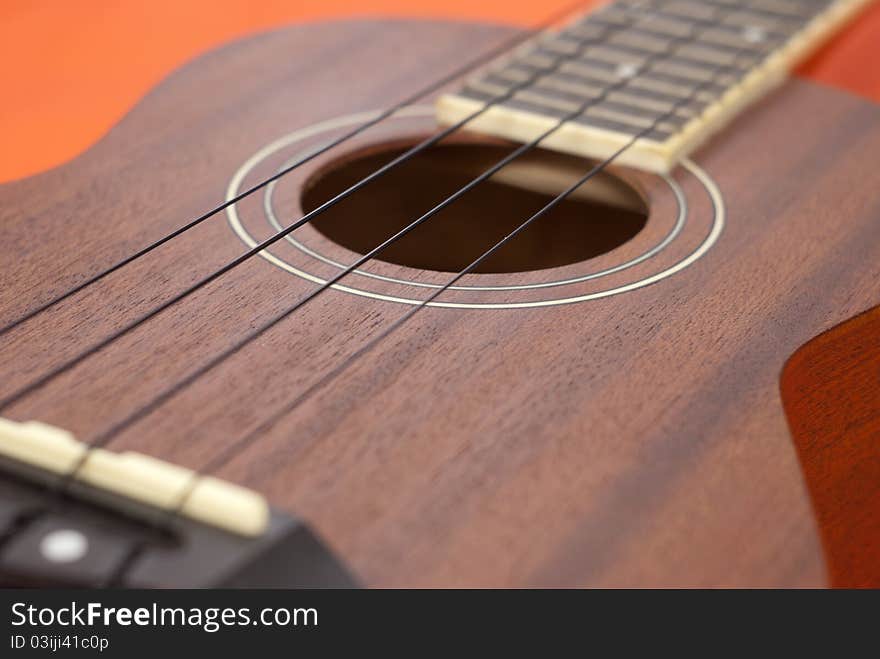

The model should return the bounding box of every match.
[26,1,860,587]
[85,112,620,449]
[131,5,763,567]
[1,0,797,411]
[16,1,738,502]
[115,37,744,581]
[106,136,641,587]
[201,136,646,475]
[0,3,651,568]
[0,2,622,414]
[73,4,723,458]
[0,3,647,564]
[1,1,785,570]
[7,0,818,583]
[197,33,748,483]
[0,0,591,340]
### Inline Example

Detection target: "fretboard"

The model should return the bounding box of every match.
[435,0,872,173]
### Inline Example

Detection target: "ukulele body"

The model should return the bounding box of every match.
[1,20,879,587]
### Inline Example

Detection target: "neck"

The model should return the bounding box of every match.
[435,0,872,173]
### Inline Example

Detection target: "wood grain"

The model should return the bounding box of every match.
[781,305,880,588]
[0,20,879,586]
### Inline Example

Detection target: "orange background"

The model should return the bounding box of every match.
[1,0,878,183]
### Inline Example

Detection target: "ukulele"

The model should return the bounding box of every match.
[0,0,878,588]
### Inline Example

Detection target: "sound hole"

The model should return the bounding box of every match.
[301,140,648,274]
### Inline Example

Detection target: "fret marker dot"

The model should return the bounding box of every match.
[40,529,88,564]
[742,26,767,44]
[616,62,638,79]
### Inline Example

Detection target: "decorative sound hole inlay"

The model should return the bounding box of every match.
[226,106,724,309]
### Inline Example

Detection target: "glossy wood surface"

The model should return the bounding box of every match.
[2,0,880,182]
[1,20,879,586]
[781,306,880,588]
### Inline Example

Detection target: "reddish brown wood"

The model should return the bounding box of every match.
[781,305,880,588]
[0,20,879,586]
